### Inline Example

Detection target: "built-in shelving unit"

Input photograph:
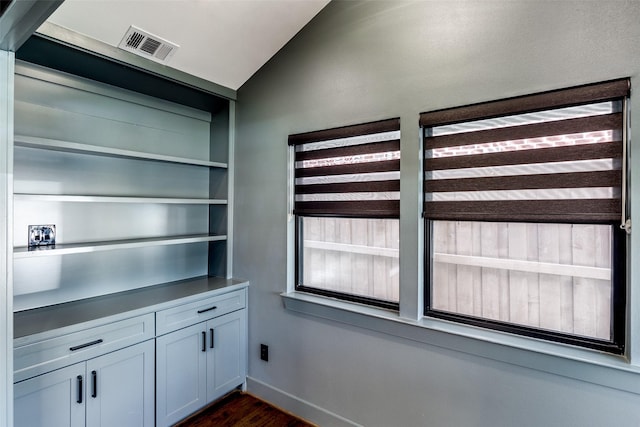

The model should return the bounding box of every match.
[8,32,244,427]
[12,54,234,311]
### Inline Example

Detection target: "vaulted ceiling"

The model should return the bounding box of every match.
[43,0,330,90]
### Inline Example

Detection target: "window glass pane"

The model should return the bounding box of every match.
[300,217,399,303]
[430,221,612,340]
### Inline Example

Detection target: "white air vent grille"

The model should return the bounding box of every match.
[118,25,179,63]
[126,31,145,49]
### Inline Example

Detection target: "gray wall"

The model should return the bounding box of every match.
[235,1,640,425]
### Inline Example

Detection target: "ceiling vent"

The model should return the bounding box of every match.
[118,25,179,63]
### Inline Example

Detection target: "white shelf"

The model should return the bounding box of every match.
[14,234,227,258]
[14,194,227,205]
[14,135,228,169]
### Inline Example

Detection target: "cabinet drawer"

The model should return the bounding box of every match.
[156,289,246,336]
[14,313,155,383]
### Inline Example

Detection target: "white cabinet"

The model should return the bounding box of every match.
[207,310,246,400]
[14,313,155,383]
[14,283,248,427]
[14,340,155,427]
[85,340,155,427]
[156,323,207,424]
[14,363,85,427]
[156,290,247,427]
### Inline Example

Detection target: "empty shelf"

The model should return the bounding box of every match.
[14,234,227,258]
[15,135,228,168]
[14,194,227,204]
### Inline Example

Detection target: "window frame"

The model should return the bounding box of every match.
[290,118,401,310]
[420,79,630,354]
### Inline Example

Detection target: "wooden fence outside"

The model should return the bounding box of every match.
[432,221,611,340]
[302,217,400,303]
[302,218,612,340]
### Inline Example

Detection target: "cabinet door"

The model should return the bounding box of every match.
[156,322,207,427]
[14,363,85,427]
[85,340,155,427]
[206,309,247,402]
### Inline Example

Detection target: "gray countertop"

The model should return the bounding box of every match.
[14,276,248,342]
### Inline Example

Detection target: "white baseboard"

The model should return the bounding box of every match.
[246,376,361,427]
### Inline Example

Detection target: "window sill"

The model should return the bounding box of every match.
[282,290,640,395]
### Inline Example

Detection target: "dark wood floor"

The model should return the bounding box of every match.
[175,391,317,427]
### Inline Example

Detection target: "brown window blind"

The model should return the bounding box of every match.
[420,79,630,223]
[289,118,400,218]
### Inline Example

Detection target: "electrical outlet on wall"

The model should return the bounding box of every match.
[260,344,269,362]
[28,225,56,247]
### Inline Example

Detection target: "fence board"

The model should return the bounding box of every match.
[387,219,400,302]
[370,219,387,300]
[572,225,598,338]
[538,224,562,332]
[337,219,352,294]
[351,219,369,297]
[480,222,501,321]
[507,223,527,326]
[432,222,449,311]
[304,218,324,288]
[455,222,475,315]
[526,223,541,327]
[558,225,575,334]
[594,225,612,339]
[471,222,483,316]
[323,218,339,292]
[447,221,458,312]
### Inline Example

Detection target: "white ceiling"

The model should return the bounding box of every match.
[43,0,330,91]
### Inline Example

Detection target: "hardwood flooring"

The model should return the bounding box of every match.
[174,391,316,427]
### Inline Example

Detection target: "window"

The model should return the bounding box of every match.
[290,118,400,309]
[420,79,630,353]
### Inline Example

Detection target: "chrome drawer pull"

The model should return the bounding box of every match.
[69,339,103,351]
[197,305,217,314]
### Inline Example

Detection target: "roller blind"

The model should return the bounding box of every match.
[289,118,401,218]
[420,79,630,223]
